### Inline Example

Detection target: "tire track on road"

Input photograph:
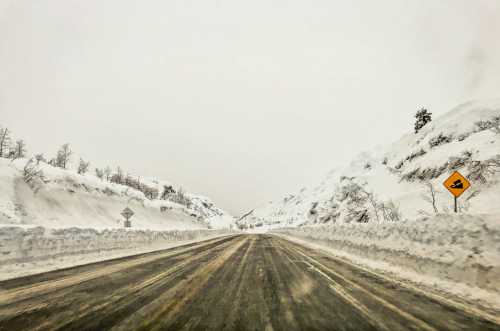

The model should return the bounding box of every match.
[276,235,500,331]
[0,235,236,306]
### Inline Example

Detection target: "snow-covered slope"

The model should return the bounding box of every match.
[240,99,500,309]
[242,99,500,228]
[0,158,234,230]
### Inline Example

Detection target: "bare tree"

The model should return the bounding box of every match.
[422,181,438,214]
[95,168,104,180]
[104,166,112,181]
[361,189,381,222]
[34,153,46,165]
[161,185,176,199]
[0,127,11,157]
[171,187,190,206]
[125,173,133,186]
[77,158,90,174]
[13,139,27,159]
[110,166,124,184]
[55,143,72,169]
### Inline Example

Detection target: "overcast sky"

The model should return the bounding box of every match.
[1,1,499,215]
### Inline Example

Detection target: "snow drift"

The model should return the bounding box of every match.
[0,226,233,281]
[273,213,500,295]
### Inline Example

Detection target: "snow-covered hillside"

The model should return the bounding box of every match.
[0,158,234,231]
[242,99,500,228]
[239,100,500,308]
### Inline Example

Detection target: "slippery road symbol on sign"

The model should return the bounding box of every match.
[443,171,470,198]
[443,171,471,213]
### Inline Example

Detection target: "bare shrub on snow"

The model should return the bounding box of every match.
[467,156,500,184]
[23,158,45,188]
[400,166,448,182]
[337,180,370,223]
[77,158,90,174]
[429,133,453,148]
[401,152,473,183]
[308,202,318,218]
[475,116,500,134]
[421,182,439,214]
[380,201,402,222]
[404,148,426,163]
[169,187,191,207]
[161,185,176,200]
[448,151,473,171]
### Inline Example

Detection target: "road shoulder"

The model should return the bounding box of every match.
[272,232,500,325]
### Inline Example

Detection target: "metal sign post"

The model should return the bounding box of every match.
[443,171,471,213]
[121,207,135,228]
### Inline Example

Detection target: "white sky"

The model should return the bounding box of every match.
[1,0,499,215]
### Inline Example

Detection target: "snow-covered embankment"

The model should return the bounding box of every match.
[273,214,500,296]
[0,226,233,281]
[0,157,235,279]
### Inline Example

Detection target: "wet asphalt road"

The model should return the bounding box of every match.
[0,234,499,331]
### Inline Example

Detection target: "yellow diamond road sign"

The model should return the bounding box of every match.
[443,171,470,198]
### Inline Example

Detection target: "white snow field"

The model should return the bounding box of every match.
[0,156,235,279]
[240,99,500,309]
[0,158,234,230]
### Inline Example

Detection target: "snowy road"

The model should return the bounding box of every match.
[0,234,499,331]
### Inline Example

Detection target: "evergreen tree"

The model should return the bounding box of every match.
[415,108,432,133]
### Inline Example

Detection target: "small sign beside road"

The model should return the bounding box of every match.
[121,207,134,227]
[443,171,471,213]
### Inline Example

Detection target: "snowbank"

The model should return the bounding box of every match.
[272,213,500,308]
[0,226,233,281]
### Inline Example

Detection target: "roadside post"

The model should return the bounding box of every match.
[121,207,135,228]
[443,171,471,213]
